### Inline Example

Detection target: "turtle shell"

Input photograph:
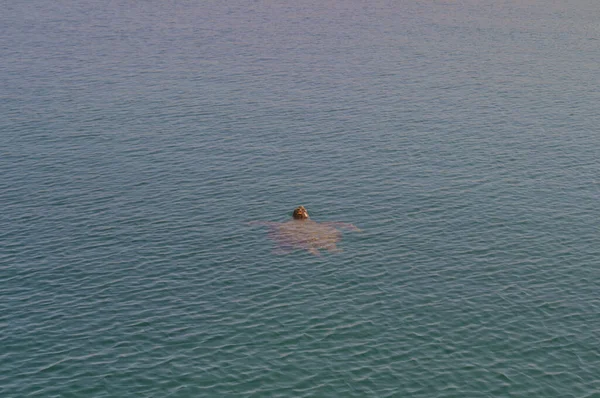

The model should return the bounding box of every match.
[250,218,360,256]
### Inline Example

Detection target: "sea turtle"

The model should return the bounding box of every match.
[250,206,360,255]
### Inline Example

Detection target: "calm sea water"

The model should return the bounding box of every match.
[2,0,600,396]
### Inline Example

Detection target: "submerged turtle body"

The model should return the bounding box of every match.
[251,206,360,255]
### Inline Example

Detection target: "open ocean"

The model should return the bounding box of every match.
[2,0,600,396]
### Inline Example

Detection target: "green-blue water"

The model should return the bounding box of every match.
[2,0,600,396]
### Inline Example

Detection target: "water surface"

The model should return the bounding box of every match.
[2,0,600,396]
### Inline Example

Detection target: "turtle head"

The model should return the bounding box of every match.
[292,206,309,220]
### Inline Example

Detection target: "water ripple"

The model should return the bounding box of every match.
[3,0,600,396]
